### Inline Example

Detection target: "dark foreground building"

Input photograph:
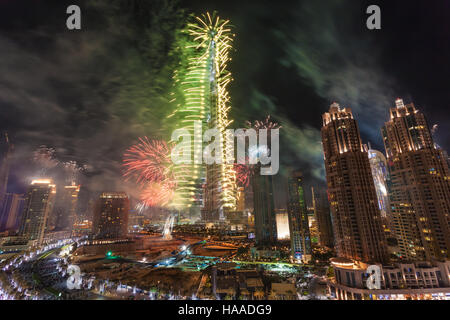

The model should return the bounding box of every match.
[287,170,311,262]
[93,192,129,239]
[253,165,277,246]
[311,187,334,249]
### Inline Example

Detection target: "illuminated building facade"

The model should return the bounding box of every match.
[382,98,450,261]
[322,103,388,263]
[275,209,290,240]
[18,179,56,245]
[253,165,277,245]
[311,187,334,248]
[328,258,450,300]
[306,206,318,245]
[236,187,245,212]
[287,171,311,261]
[93,192,129,240]
[73,220,92,236]
[170,12,236,218]
[365,145,392,237]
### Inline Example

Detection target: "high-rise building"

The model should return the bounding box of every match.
[311,187,334,248]
[93,192,129,239]
[275,209,290,240]
[18,179,56,245]
[286,171,311,262]
[53,184,80,233]
[322,103,388,263]
[382,98,450,261]
[236,187,245,212]
[170,13,236,217]
[253,165,277,246]
[0,133,12,225]
[365,145,392,237]
[1,193,25,232]
[224,187,248,230]
[306,205,319,245]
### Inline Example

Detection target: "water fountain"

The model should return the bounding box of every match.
[162,215,175,240]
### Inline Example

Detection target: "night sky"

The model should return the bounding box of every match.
[0,0,449,206]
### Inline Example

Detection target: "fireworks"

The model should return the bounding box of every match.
[234,160,254,187]
[123,137,176,208]
[140,182,175,208]
[246,115,282,131]
[248,115,281,161]
[135,202,148,214]
[33,146,58,173]
[123,137,172,185]
[32,145,86,183]
[169,12,236,210]
[63,160,86,185]
[234,116,281,188]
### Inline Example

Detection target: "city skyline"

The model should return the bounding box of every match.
[0,0,449,303]
[0,0,449,199]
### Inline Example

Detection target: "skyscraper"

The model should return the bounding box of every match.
[170,12,236,217]
[1,193,25,232]
[0,133,12,223]
[236,187,245,212]
[93,192,129,239]
[382,98,450,261]
[322,103,388,263]
[311,187,334,249]
[287,171,311,262]
[53,184,80,233]
[275,209,290,240]
[365,145,392,237]
[18,179,56,245]
[253,165,277,246]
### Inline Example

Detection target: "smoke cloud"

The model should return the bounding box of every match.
[0,0,183,201]
[277,0,397,146]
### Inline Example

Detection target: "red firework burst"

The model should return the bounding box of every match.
[140,182,175,207]
[123,137,172,185]
[234,161,254,188]
[123,137,176,207]
[235,164,251,187]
